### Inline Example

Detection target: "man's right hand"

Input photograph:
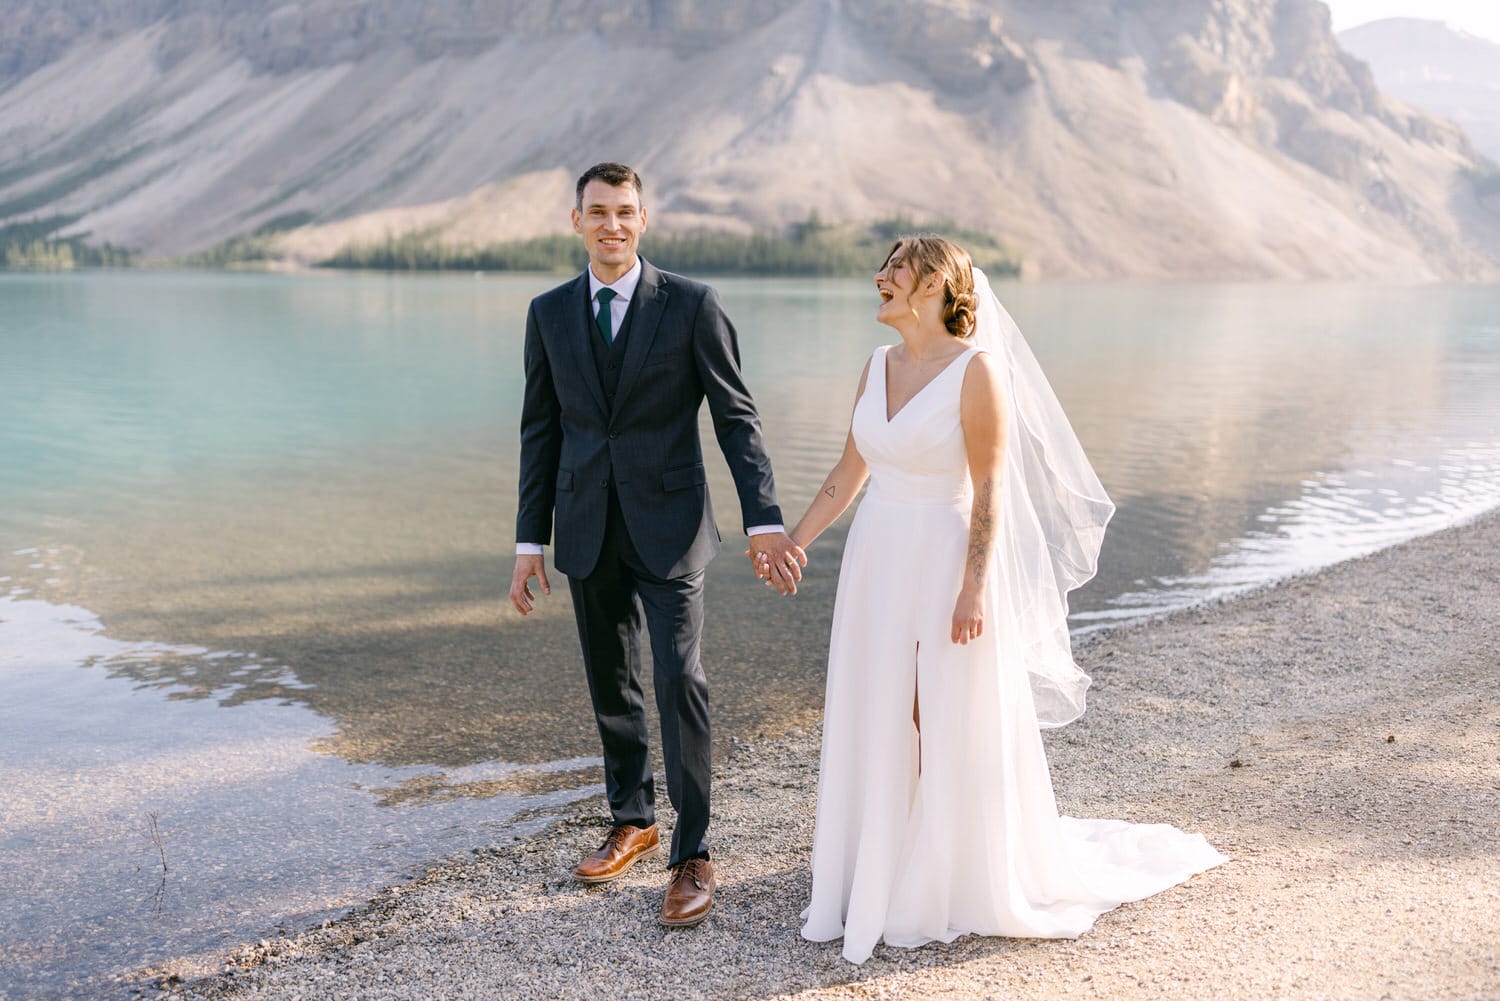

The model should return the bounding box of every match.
[509,554,551,615]
[746,531,808,597]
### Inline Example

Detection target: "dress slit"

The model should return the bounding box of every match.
[912,642,922,775]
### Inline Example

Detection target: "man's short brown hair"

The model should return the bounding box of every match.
[576,162,644,208]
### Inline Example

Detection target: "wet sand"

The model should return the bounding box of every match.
[155,509,1499,1000]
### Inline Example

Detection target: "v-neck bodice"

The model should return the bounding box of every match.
[853,345,978,507]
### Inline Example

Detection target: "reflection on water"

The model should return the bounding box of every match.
[1001,282,1500,624]
[1081,444,1500,626]
[1,272,1498,995]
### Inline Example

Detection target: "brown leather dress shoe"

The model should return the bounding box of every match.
[659,857,715,927]
[572,823,659,884]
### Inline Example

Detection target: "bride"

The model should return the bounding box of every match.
[758,235,1225,964]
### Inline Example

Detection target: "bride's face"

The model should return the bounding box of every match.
[875,247,938,327]
[874,250,918,326]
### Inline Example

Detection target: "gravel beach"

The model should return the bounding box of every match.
[157,510,1500,1001]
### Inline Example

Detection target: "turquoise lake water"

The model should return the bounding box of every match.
[2,271,1498,996]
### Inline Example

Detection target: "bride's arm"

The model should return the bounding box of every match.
[953,352,1007,644]
[787,359,873,549]
[790,429,870,550]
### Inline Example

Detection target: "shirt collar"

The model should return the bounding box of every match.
[588,257,642,303]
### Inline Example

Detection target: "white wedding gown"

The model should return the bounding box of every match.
[801,345,1226,964]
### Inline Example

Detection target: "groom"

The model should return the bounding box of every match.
[509,162,806,926]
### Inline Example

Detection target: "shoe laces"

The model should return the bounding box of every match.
[674,858,709,889]
[600,826,631,853]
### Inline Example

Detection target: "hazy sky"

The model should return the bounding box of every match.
[1322,0,1500,42]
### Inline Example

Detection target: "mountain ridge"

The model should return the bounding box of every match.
[1,0,1497,279]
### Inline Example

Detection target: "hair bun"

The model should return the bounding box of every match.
[945,290,978,339]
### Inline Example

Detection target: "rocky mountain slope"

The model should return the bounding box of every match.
[1,0,1497,279]
[1338,17,1500,164]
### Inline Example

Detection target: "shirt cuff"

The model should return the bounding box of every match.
[515,543,545,556]
[746,525,785,537]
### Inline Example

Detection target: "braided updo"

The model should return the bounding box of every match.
[882,234,977,339]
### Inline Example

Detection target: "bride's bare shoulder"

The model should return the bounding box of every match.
[960,349,1005,410]
[962,346,1001,377]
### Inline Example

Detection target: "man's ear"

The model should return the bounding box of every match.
[571,207,583,234]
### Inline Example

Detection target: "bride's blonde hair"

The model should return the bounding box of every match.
[882,235,978,339]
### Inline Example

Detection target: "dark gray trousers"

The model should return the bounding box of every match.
[568,493,710,867]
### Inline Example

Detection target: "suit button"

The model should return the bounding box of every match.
[609,431,619,439]
[599,479,608,488]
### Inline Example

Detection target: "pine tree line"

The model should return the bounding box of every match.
[0,217,132,270]
[318,217,1020,278]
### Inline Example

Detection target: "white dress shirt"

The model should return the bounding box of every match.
[517,258,782,555]
[588,257,641,337]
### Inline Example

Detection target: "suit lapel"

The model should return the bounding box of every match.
[559,271,609,417]
[613,259,668,410]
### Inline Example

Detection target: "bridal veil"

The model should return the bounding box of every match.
[972,267,1113,726]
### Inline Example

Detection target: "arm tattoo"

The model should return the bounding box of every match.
[824,483,837,498]
[968,478,996,583]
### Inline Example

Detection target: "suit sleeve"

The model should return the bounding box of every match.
[691,286,783,533]
[516,302,562,546]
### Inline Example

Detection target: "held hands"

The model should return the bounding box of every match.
[951,585,984,644]
[509,554,551,615]
[745,532,808,596]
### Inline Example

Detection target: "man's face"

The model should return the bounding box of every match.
[572,180,647,280]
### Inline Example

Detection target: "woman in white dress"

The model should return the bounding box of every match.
[758,236,1225,965]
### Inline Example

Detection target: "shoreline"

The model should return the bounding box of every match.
[159,510,1500,1000]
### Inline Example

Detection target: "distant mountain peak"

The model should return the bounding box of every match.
[1339,14,1500,163]
[1344,16,1500,46]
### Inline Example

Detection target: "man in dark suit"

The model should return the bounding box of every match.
[509,162,806,927]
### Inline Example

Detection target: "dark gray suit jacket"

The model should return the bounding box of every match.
[516,259,782,580]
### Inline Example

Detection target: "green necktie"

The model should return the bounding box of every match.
[595,287,617,344]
